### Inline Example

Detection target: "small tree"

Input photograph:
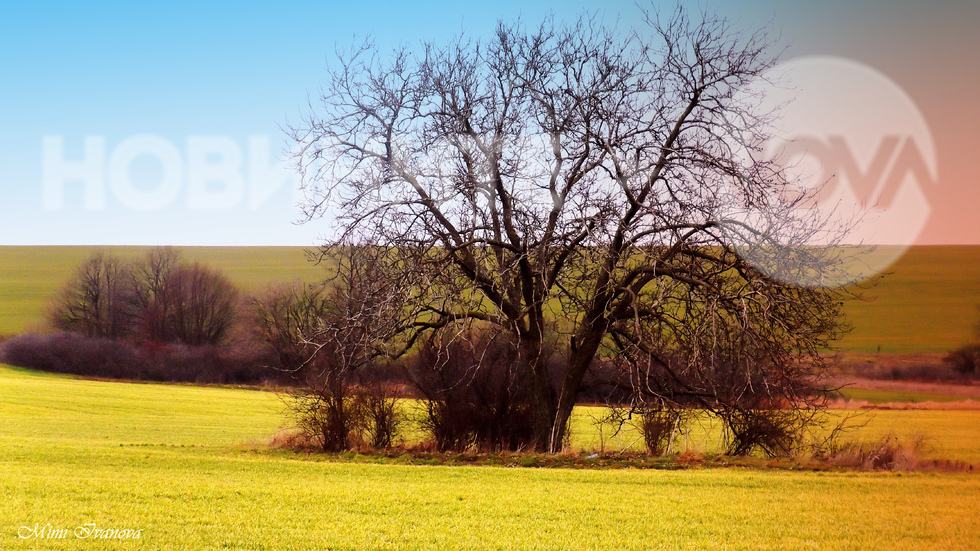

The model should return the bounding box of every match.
[126,246,181,340]
[253,283,332,374]
[51,252,129,338]
[145,263,238,346]
[252,246,406,451]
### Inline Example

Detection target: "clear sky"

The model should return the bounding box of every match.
[1,0,977,246]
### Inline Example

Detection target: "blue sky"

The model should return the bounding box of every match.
[1,0,977,245]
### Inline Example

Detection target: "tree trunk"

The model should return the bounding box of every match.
[520,336,559,452]
[549,326,608,453]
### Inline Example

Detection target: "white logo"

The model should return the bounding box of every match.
[42,135,299,212]
[729,56,937,288]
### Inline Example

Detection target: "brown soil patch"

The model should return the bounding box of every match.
[827,398,980,410]
[834,377,980,399]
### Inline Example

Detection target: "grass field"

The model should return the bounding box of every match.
[836,386,966,404]
[572,404,980,464]
[2,245,978,352]
[2,365,979,550]
[0,246,321,335]
[839,246,980,353]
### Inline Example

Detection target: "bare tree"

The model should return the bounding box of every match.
[145,263,238,346]
[126,246,181,339]
[52,248,239,347]
[252,282,332,374]
[252,246,407,451]
[51,251,129,338]
[289,7,847,452]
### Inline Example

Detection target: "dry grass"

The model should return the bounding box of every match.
[809,434,975,473]
[267,426,977,473]
[832,351,979,383]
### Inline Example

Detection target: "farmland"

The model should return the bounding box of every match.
[1,245,979,352]
[2,365,979,550]
[1,245,979,548]
[839,246,980,353]
[0,246,320,336]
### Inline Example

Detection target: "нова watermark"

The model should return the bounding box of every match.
[727,56,938,288]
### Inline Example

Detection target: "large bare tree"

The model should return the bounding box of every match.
[289,7,846,452]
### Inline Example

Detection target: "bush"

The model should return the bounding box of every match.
[408,330,540,453]
[0,332,138,379]
[849,359,974,383]
[354,381,402,449]
[250,256,407,452]
[939,306,980,379]
[721,407,806,457]
[639,407,684,456]
[0,332,278,384]
[945,344,980,377]
[287,377,403,452]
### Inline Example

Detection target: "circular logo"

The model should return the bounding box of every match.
[725,56,937,288]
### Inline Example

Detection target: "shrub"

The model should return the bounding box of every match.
[250,248,408,452]
[0,332,138,379]
[0,332,277,384]
[945,344,980,377]
[354,381,402,449]
[940,306,980,379]
[286,377,403,452]
[721,407,806,457]
[639,407,684,456]
[850,358,974,383]
[408,330,539,452]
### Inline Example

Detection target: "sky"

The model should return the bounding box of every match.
[1,0,977,246]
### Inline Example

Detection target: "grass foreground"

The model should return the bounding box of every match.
[1,365,979,550]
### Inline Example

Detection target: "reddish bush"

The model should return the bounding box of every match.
[945,344,980,378]
[408,330,540,452]
[0,332,279,384]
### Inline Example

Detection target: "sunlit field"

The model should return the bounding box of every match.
[2,365,978,550]
[839,245,980,353]
[1,246,978,547]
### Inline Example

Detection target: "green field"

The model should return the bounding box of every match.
[3,245,977,549]
[1,365,979,550]
[836,386,967,404]
[839,246,980,353]
[2,245,978,352]
[0,246,321,335]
